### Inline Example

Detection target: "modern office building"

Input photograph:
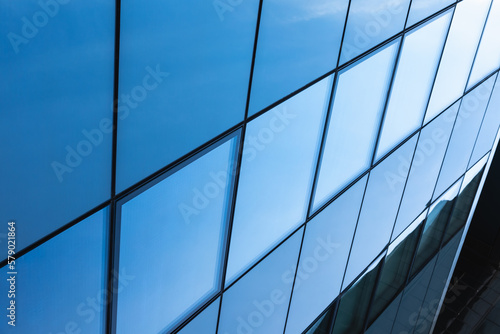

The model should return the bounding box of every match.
[1,0,500,333]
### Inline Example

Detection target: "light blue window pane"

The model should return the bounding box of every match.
[313,40,400,211]
[116,0,259,192]
[0,209,108,334]
[467,0,500,89]
[248,0,348,116]
[470,75,500,166]
[375,11,452,161]
[406,0,455,27]
[425,0,492,124]
[433,76,495,200]
[218,229,303,334]
[392,103,459,239]
[285,176,368,334]
[178,298,220,334]
[116,136,238,334]
[343,135,418,289]
[0,0,114,256]
[339,0,410,64]
[226,76,332,284]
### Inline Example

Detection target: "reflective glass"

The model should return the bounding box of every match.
[116,0,259,192]
[467,0,500,89]
[425,0,492,124]
[365,294,402,334]
[406,0,455,27]
[375,11,452,160]
[226,76,332,284]
[470,75,500,166]
[304,305,336,334]
[392,103,459,239]
[116,136,238,334]
[248,0,348,116]
[0,0,114,255]
[0,209,108,334]
[339,0,410,64]
[313,41,400,210]
[178,298,220,334]
[218,229,303,334]
[332,254,385,334]
[433,76,495,200]
[285,176,368,334]
[343,135,418,288]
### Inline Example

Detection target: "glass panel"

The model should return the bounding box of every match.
[339,0,410,64]
[411,179,461,277]
[332,254,385,334]
[0,209,108,334]
[392,103,459,239]
[248,0,348,116]
[375,10,452,160]
[424,0,492,124]
[226,76,332,284]
[406,0,455,27]
[467,0,500,89]
[304,305,336,334]
[343,135,418,288]
[285,176,368,334]
[313,41,400,210]
[0,0,114,255]
[116,0,259,192]
[365,294,402,334]
[116,136,238,334]
[470,75,500,166]
[433,76,495,200]
[218,228,303,334]
[177,298,220,334]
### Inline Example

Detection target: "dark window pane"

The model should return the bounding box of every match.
[365,294,402,334]
[304,304,336,334]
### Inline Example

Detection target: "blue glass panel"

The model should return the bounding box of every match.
[365,294,402,334]
[285,176,368,334]
[406,0,455,27]
[248,0,348,116]
[470,75,500,166]
[0,0,114,255]
[467,0,500,89]
[392,103,459,239]
[226,76,332,284]
[313,40,400,210]
[0,209,108,334]
[343,135,418,289]
[116,0,259,192]
[425,0,492,124]
[178,298,220,334]
[116,136,238,334]
[218,229,303,334]
[339,0,410,64]
[375,11,452,161]
[433,76,495,200]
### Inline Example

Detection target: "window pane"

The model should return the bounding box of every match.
[406,0,455,27]
[433,76,495,200]
[470,75,500,166]
[0,209,108,334]
[218,229,303,334]
[226,76,332,284]
[248,0,348,116]
[304,305,336,334]
[392,103,459,239]
[178,298,220,334]
[425,0,492,124]
[285,176,368,334]
[375,10,452,160]
[313,41,400,210]
[343,135,418,288]
[116,0,259,191]
[116,136,238,334]
[0,0,114,255]
[339,0,410,64]
[467,0,500,89]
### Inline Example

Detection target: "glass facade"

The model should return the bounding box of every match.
[2,1,500,334]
